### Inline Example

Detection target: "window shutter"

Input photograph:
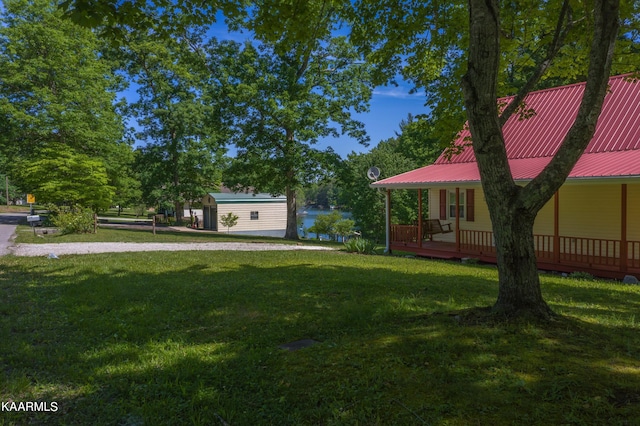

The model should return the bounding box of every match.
[439,189,447,220]
[466,189,475,222]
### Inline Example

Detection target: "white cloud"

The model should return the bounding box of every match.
[372,87,426,99]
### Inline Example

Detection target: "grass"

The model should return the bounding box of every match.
[13,224,343,247]
[0,205,29,213]
[1,250,640,425]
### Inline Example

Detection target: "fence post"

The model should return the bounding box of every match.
[94,213,98,234]
[153,215,156,235]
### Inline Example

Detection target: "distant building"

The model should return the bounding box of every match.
[201,192,287,237]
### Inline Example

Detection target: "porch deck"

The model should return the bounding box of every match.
[390,225,640,279]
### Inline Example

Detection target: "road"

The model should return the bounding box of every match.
[0,212,26,256]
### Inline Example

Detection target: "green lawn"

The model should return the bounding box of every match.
[0,205,29,213]
[13,224,342,247]
[1,250,639,425]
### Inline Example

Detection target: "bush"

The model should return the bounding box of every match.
[569,271,595,281]
[344,238,377,255]
[48,205,95,234]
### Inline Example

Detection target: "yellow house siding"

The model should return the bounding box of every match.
[559,184,621,240]
[533,196,555,236]
[420,183,637,255]
[428,186,488,243]
[466,188,492,231]
[217,203,287,232]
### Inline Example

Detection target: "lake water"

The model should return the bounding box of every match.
[298,208,351,240]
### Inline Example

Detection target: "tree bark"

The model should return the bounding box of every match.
[491,203,554,318]
[284,184,298,240]
[462,0,619,319]
[283,129,299,240]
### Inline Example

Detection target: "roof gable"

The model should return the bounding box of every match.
[434,74,640,165]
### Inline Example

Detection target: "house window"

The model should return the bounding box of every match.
[250,211,259,220]
[449,191,465,219]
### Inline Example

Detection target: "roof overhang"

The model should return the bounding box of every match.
[205,192,287,204]
[371,149,640,190]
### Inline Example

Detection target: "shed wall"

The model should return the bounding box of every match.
[217,203,287,233]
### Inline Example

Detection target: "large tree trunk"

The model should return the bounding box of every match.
[284,184,298,240]
[283,130,299,240]
[462,0,619,319]
[491,203,554,318]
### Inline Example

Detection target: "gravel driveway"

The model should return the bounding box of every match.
[10,242,336,257]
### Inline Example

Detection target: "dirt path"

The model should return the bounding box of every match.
[10,242,336,257]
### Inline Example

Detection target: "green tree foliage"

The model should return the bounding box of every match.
[339,114,441,241]
[0,0,132,209]
[339,140,418,241]
[308,210,342,240]
[59,0,243,42]
[106,139,142,214]
[219,211,239,233]
[205,6,373,240]
[303,182,339,208]
[48,204,96,234]
[15,145,114,209]
[0,153,21,204]
[123,28,227,223]
[394,114,443,167]
[0,175,20,205]
[334,218,355,241]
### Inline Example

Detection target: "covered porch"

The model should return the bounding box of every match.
[384,184,640,279]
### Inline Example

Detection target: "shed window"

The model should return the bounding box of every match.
[449,191,465,219]
[250,211,259,220]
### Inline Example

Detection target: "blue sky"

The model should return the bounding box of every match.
[328,87,429,158]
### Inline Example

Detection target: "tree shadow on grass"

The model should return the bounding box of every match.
[1,253,639,424]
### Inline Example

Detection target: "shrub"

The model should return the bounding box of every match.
[569,271,595,281]
[134,204,147,217]
[48,204,95,234]
[344,238,377,255]
[219,212,239,233]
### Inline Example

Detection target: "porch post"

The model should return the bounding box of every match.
[455,187,460,252]
[418,189,423,248]
[621,184,628,272]
[553,191,560,264]
[385,189,391,254]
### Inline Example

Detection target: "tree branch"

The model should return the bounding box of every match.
[499,0,572,126]
[521,0,620,212]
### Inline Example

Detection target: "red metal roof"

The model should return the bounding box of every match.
[375,150,640,188]
[375,75,640,188]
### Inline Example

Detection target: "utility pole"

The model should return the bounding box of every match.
[5,175,8,207]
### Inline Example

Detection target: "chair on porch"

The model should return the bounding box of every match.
[423,219,453,240]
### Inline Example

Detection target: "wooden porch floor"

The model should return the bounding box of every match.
[390,240,640,280]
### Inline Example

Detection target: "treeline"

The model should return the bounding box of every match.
[298,114,442,241]
[2,0,637,241]
[0,0,439,240]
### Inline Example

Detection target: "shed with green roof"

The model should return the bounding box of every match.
[202,192,287,237]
